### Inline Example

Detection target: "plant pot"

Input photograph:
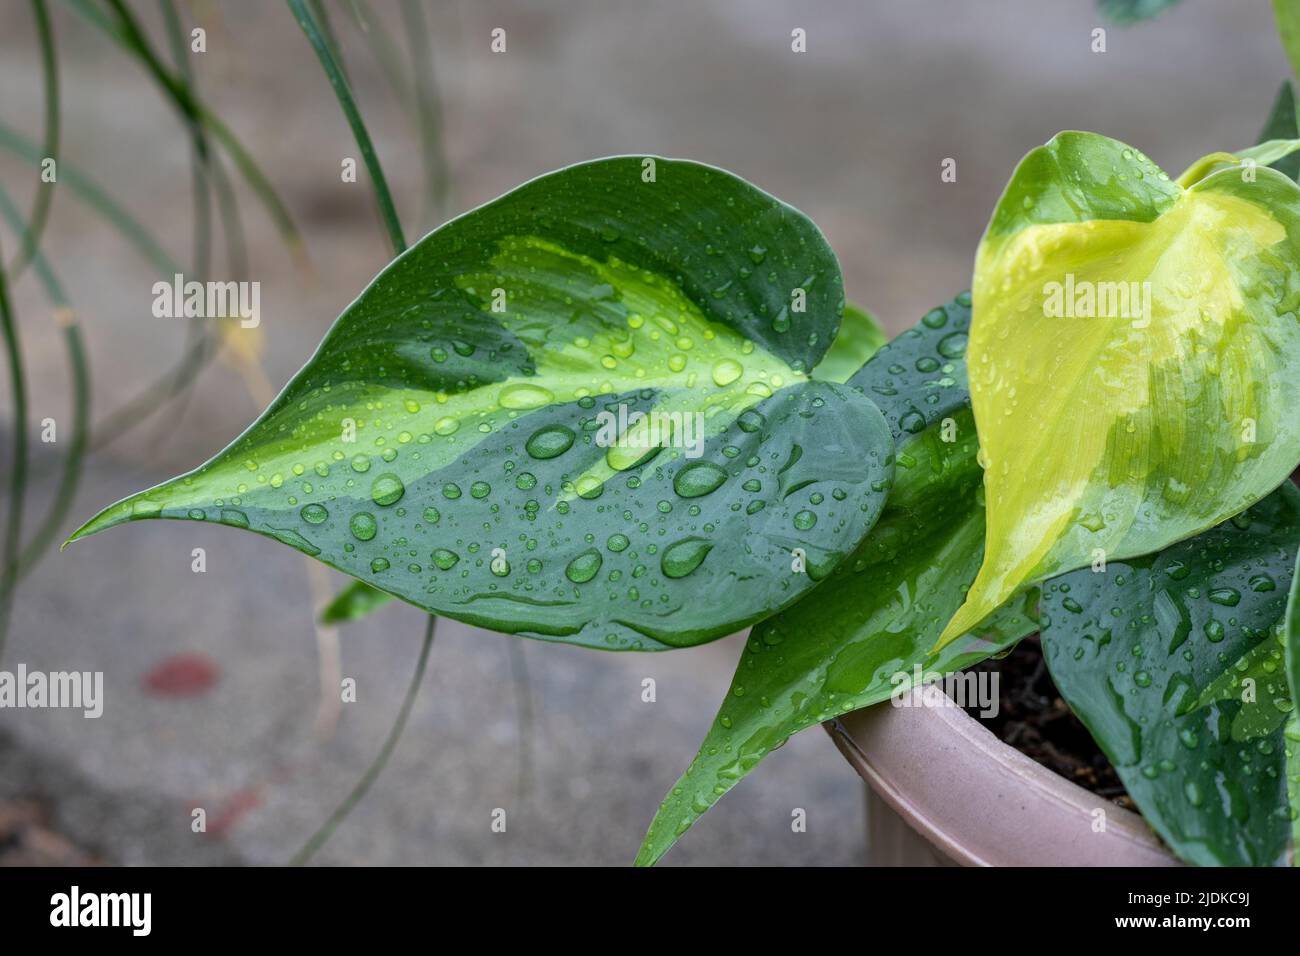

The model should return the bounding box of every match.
[824,684,1180,866]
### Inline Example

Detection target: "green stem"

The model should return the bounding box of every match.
[0,185,89,581]
[68,0,305,262]
[0,243,29,661]
[506,638,534,807]
[289,615,436,865]
[0,118,179,276]
[8,0,60,278]
[287,0,407,255]
[400,0,450,226]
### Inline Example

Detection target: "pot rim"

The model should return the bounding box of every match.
[825,683,1180,866]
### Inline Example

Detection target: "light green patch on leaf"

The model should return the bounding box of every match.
[939,132,1300,648]
[1042,481,1300,867]
[68,157,896,650]
[810,303,887,383]
[635,300,1037,866]
[321,580,395,624]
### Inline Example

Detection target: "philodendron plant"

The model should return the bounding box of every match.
[69,95,1300,865]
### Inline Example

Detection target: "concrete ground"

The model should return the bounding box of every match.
[0,0,1289,865]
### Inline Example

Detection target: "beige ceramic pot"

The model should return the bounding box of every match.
[825,683,1180,866]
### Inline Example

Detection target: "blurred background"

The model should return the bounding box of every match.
[0,0,1289,865]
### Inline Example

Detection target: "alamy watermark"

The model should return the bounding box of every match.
[152,273,260,328]
[0,664,103,718]
[1043,273,1151,327]
[890,664,999,718]
[594,404,705,459]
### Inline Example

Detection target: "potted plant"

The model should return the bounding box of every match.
[46,0,1300,867]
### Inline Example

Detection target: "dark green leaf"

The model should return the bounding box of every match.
[1259,81,1300,182]
[847,291,971,442]
[69,157,895,650]
[1041,481,1300,866]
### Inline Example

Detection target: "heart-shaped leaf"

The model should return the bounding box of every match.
[635,297,1038,865]
[68,157,895,650]
[1041,480,1300,866]
[938,132,1300,648]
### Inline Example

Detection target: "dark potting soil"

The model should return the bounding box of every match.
[962,636,1135,811]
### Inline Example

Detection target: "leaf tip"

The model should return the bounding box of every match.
[63,494,165,548]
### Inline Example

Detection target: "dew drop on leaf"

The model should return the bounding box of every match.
[661,537,712,578]
[525,424,576,459]
[711,358,743,386]
[673,461,728,498]
[350,512,378,541]
[370,473,405,506]
[565,548,603,583]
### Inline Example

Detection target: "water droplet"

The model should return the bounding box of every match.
[607,533,630,552]
[526,424,575,459]
[711,358,743,387]
[300,503,329,525]
[793,510,817,530]
[370,557,390,573]
[434,416,459,436]
[350,512,378,541]
[661,537,712,579]
[737,410,765,433]
[565,548,603,583]
[1207,588,1241,607]
[370,473,405,506]
[432,548,459,570]
[937,332,967,359]
[673,461,728,498]
[922,308,948,329]
[499,382,555,410]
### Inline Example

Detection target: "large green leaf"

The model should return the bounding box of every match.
[68,157,895,650]
[635,297,1038,865]
[1041,481,1300,866]
[938,132,1300,648]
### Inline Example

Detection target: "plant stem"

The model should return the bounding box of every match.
[400,0,450,227]
[289,615,436,865]
[0,243,29,661]
[69,0,306,264]
[0,185,89,581]
[8,0,59,278]
[287,0,407,256]
[506,637,534,808]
